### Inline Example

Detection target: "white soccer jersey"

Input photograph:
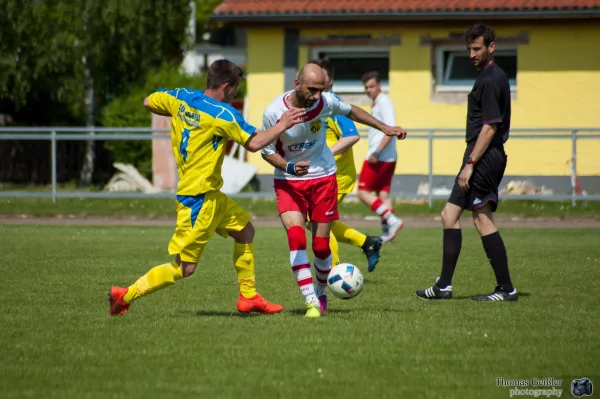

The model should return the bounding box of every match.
[261,91,352,180]
[366,93,397,162]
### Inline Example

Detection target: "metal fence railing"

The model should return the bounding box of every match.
[1,127,599,207]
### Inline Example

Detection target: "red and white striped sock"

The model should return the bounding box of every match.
[287,226,316,304]
[312,236,332,297]
[371,198,400,225]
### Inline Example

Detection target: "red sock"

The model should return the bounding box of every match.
[312,236,332,296]
[287,226,316,303]
[371,198,392,218]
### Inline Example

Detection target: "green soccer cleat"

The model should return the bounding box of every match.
[305,301,321,318]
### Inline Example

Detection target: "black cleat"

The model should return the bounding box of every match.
[472,286,518,302]
[416,278,453,300]
[362,236,383,272]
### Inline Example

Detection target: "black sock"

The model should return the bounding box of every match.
[437,229,462,288]
[481,231,514,291]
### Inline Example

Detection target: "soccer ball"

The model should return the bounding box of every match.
[327,263,364,300]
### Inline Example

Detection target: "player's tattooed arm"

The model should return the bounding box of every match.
[245,108,306,152]
[261,153,310,176]
[347,105,407,140]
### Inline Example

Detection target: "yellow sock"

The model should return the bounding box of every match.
[329,232,341,266]
[331,220,367,248]
[123,260,183,304]
[233,242,256,299]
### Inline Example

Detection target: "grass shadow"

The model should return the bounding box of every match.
[362,278,385,284]
[193,310,263,317]
[191,308,355,317]
[287,308,354,316]
[453,291,531,300]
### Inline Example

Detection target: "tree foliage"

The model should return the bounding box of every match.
[0,0,193,126]
[196,0,224,41]
[0,0,229,183]
[0,0,86,124]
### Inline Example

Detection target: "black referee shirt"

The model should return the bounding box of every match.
[465,62,511,147]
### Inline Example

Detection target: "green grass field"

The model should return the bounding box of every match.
[1,225,598,398]
[2,196,600,218]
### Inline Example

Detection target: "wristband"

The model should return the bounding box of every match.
[372,149,381,158]
[286,162,298,176]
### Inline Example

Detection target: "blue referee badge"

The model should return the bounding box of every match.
[571,377,593,397]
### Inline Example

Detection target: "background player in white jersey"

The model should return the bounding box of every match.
[357,71,404,243]
[261,63,407,318]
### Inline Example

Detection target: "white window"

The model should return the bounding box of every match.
[311,47,389,93]
[435,45,517,92]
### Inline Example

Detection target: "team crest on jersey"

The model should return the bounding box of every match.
[310,119,322,134]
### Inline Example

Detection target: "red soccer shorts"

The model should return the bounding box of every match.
[358,161,396,193]
[274,174,339,222]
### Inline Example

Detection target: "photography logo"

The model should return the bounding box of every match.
[497,377,564,397]
[571,378,593,397]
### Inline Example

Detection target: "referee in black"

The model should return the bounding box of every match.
[416,24,517,302]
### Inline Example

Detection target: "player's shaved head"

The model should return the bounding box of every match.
[310,59,334,92]
[292,63,326,108]
[297,63,326,85]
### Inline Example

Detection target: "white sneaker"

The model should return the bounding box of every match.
[382,217,404,243]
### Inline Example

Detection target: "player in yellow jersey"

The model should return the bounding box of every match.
[108,59,306,316]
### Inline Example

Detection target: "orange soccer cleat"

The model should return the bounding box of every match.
[108,286,130,316]
[236,293,284,314]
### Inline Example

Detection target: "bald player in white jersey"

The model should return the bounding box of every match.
[261,63,407,318]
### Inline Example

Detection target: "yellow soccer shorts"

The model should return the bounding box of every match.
[336,174,355,206]
[168,191,251,263]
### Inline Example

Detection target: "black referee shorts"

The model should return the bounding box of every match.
[447,144,507,212]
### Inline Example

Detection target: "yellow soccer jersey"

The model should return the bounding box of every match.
[325,114,359,194]
[147,88,256,196]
